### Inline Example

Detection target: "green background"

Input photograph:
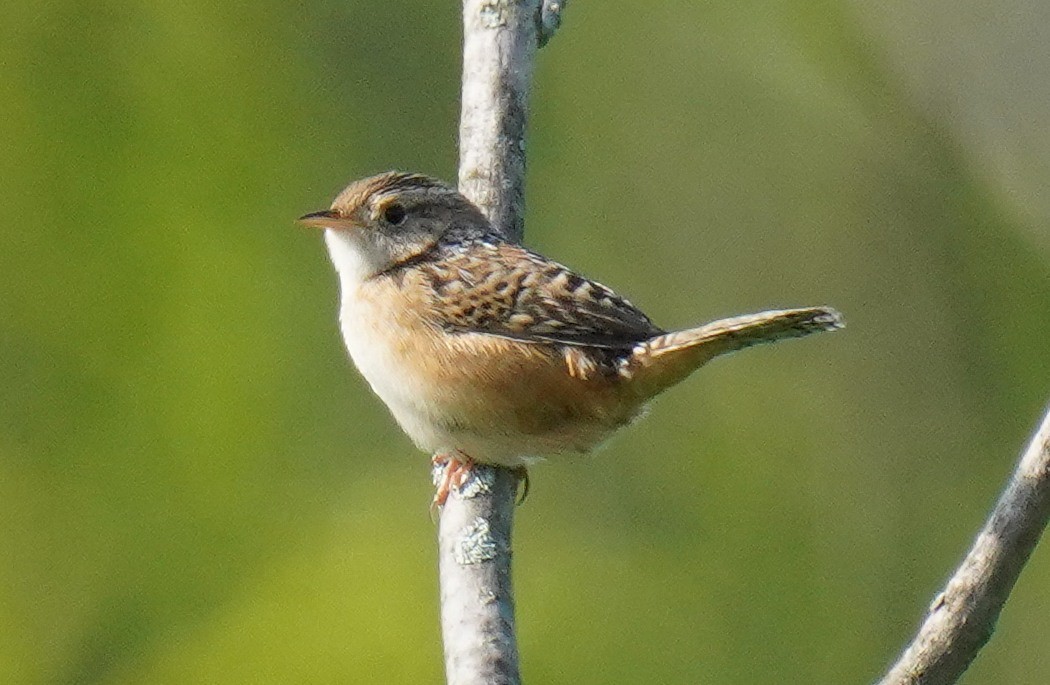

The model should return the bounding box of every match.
[4,1,1050,683]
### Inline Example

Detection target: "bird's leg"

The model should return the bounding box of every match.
[431,450,476,509]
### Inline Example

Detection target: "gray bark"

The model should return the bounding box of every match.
[458,0,541,243]
[437,467,522,685]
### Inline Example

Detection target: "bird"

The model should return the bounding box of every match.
[298,171,843,508]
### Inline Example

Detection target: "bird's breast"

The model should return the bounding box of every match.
[336,279,437,413]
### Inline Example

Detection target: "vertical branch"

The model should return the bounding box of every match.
[876,404,1050,685]
[457,0,539,243]
[439,2,566,684]
[437,467,523,685]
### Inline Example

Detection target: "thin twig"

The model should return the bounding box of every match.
[438,1,566,684]
[876,404,1050,684]
[458,0,544,243]
[437,467,522,685]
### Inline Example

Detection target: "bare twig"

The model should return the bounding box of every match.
[876,405,1050,685]
[459,0,546,243]
[438,1,566,684]
[437,467,522,685]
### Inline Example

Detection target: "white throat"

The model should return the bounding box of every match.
[324,229,379,289]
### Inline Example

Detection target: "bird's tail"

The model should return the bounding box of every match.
[625,306,843,398]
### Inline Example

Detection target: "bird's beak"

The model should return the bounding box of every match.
[297,209,354,230]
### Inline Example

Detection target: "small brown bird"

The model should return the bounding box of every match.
[299,172,842,507]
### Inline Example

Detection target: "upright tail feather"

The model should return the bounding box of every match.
[625,306,843,398]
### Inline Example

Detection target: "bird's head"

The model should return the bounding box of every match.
[299,172,491,282]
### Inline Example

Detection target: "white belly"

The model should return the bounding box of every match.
[338,295,455,449]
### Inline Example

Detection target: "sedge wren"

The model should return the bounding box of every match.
[300,172,842,507]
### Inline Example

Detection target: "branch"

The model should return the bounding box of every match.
[457,0,564,243]
[876,404,1050,685]
[437,467,522,685]
[438,2,566,684]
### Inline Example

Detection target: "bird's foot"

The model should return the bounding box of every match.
[430,454,530,516]
[431,451,476,511]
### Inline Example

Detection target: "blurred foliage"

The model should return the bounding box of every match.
[3,1,1050,683]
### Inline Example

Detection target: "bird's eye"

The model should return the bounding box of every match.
[382,203,406,226]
